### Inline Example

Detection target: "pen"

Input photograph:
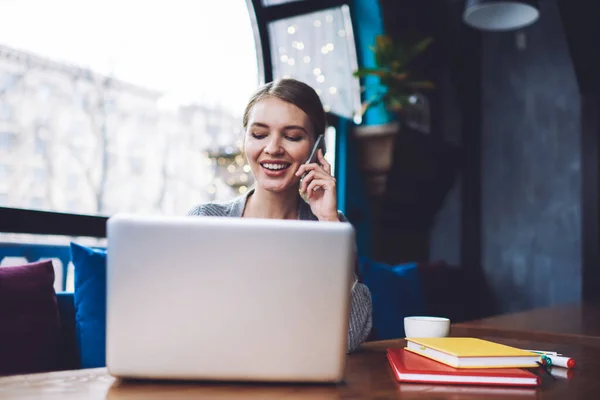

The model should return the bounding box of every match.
[524,349,562,356]
[541,354,576,369]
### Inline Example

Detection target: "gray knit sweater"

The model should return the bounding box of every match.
[187,189,373,353]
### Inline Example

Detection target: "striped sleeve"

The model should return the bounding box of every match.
[347,279,373,353]
[187,203,230,217]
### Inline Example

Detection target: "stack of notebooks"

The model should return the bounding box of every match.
[387,337,542,387]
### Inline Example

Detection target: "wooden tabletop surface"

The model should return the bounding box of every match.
[451,301,600,347]
[1,336,599,399]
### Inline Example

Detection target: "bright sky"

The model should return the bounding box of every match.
[0,0,260,114]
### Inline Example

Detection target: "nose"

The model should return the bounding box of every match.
[264,135,283,155]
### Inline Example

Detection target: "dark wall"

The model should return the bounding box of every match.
[428,2,467,267]
[480,0,582,313]
[375,0,463,264]
[378,0,585,315]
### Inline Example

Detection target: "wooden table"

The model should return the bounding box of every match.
[1,336,599,399]
[451,301,600,347]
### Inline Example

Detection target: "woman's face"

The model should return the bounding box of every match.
[244,96,315,193]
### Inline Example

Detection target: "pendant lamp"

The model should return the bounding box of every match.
[463,0,539,31]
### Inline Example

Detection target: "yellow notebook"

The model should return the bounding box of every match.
[405,338,540,368]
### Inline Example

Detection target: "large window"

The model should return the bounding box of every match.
[0,0,259,217]
[1,0,360,235]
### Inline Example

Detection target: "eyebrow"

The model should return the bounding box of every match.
[250,122,308,134]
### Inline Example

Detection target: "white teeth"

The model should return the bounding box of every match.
[262,163,289,171]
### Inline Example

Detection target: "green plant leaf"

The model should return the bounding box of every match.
[390,72,408,81]
[410,37,434,56]
[374,35,394,66]
[353,68,388,78]
[405,80,435,89]
[353,34,435,115]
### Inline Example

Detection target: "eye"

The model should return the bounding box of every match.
[286,136,303,142]
[251,132,267,139]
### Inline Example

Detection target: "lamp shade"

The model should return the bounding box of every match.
[463,0,539,31]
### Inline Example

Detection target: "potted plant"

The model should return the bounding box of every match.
[352,35,434,197]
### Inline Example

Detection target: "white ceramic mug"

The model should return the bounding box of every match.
[404,316,451,338]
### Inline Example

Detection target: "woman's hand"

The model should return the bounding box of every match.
[295,149,339,222]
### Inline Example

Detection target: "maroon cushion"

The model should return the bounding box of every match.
[0,260,62,375]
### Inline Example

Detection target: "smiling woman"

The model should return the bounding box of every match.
[187,78,373,353]
[189,78,335,221]
[242,79,322,201]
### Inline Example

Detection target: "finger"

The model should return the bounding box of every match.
[307,168,336,187]
[317,149,331,174]
[307,181,322,199]
[295,164,306,177]
[307,178,329,195]
[299,162,328,176]
[305,167,332,181]
[300,171,316,193]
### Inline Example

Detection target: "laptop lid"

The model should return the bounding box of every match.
[105,213,355,382]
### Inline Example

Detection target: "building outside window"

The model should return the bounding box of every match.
[0,0,260,218]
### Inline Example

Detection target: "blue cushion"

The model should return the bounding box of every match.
[359,257,427,340]
[70,242,107,368]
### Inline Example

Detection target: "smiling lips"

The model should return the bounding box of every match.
[260,161,292,177]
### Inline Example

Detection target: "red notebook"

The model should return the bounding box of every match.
[386,348,540,387]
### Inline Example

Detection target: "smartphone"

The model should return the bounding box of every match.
[301,134,325,180]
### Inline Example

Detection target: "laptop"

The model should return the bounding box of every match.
[105,213,355,383]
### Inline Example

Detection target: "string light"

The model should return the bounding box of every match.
[239,186,248,194]
[280,54,289,62]
[240,174,248,183]
[227,164,236,173]
[227,177,235,186]
[243,165,251,172]
[273,11,356,119]
[235,155,245,165]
